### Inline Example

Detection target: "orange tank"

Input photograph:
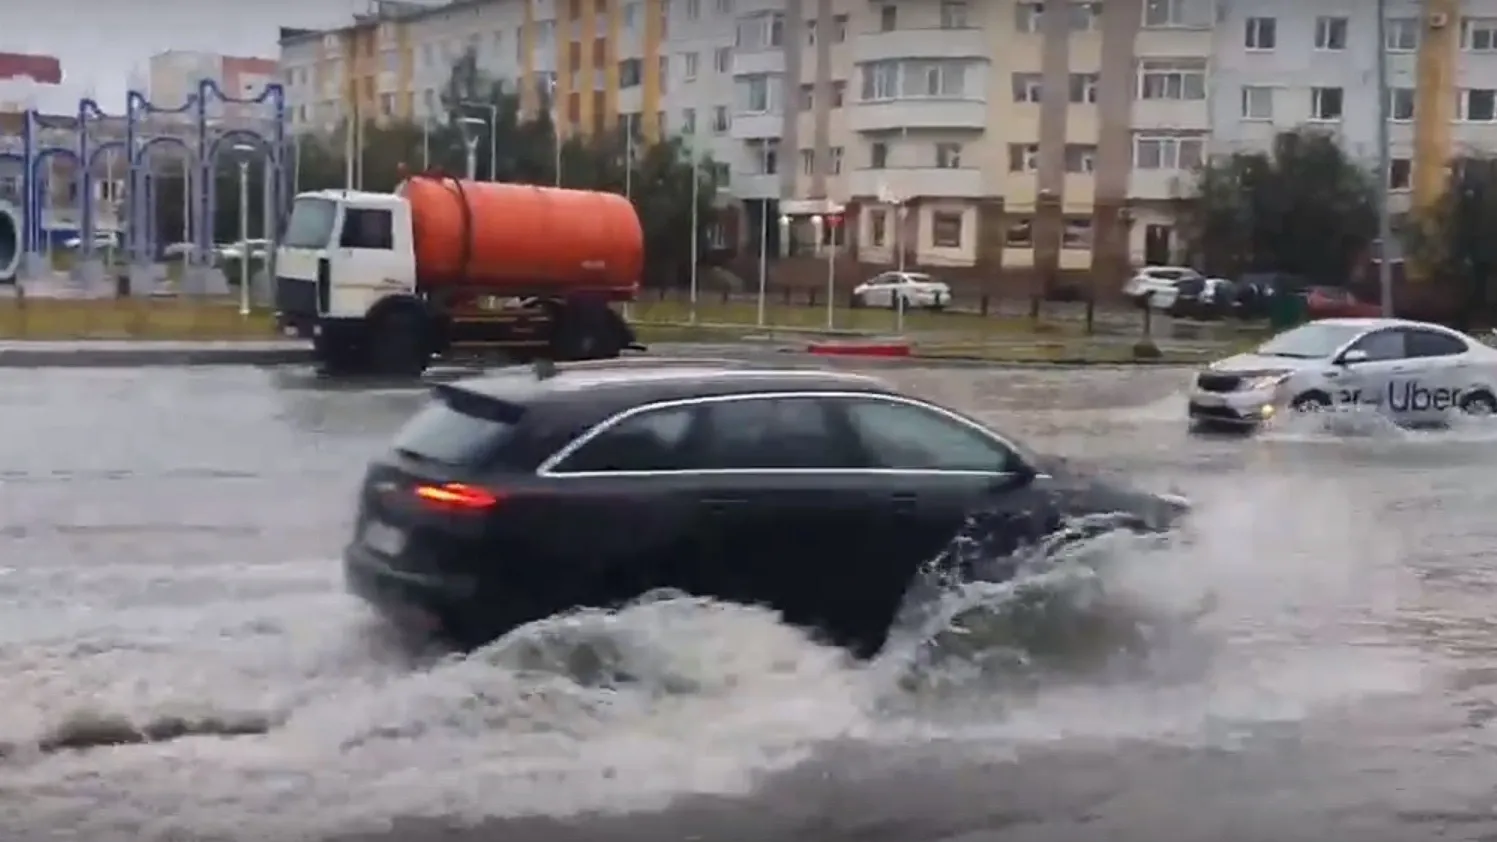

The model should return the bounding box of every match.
[398,175,643,299]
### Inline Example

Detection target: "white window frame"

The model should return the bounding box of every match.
[1461,88,1497,123]
[1013,72,1043,103]
[1244,16,1276,51]
[1462,18,1497,51]
[1015,2,1043,34]
[1240,85,1274,120]
[1132,134,1205,171]
[1310,86,1344,121]
[935,142,962,169]
[1136,59,1207,101]
[1314,16,1349,50]
[1385,17,1418,52]
[1389,86,1415,122]
[1142,0,1190,29]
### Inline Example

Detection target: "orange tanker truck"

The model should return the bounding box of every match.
[274,173,643,375]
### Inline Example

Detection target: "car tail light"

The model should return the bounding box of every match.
[413,482,503,512]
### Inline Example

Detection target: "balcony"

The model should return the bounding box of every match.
[847,167,984,200]
[850,99,986,133]
[1128,169,1194,201]
[853,27,987,63]
[732,50,785,76]
[730,111,782,140]
[1130,98,1210,131]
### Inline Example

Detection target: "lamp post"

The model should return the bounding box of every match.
[458,116,485,181]
[459,101,498,181]
[233,143,255,316]
[1374,0,1394,316]
[891,196,908,333]
[813,206,842,330]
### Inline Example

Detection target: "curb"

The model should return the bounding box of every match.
[0,342,312,368]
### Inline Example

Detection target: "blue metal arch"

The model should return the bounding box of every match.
[86,141,126,171]
[205,130,274,165]
[133,135,194,165]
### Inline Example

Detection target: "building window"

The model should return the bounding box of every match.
[1389,87,1415,122]
[1005,219,1033,248]
[714,47,731,72]
[1069,72,1098,103]
[1241,85,1274,120]
[940,1,969,28]
[1388,157,1412,191]
[870,141,889,168]
[879,5,897,31]
[800,83,813,110]
[871,210,887,247]
[686,0,699,20]
[1008,143,1039,172]
[829,146,843,174]
[800,148,815,175]
[935,142,962,168]
[1462,18,1497,51]
[1133,134,1205,170]
[683,52,699,80]
[749,139,779,173]
[1071,1,1102,31]
[1142,0,1192,28]
[1462,89,1497,122]
[1244,16,1276,50]
[1015,2,1043,33]
[1310,86,1344,121]
[682,107,696,133]
[831,80,846,107]
[834,14,848,41]
[1063,218,1093,250]
[862,61,899,100]
[1064,144,1097,173]
[807,19,817,44]
[619,58,643,87]
[1137,59,1207,100]
[1385,17,1418,52]
[1012,72,1043,103]
[740,73,773,112]
[931,211,963,248]
[1314,16,1348,50]
[713,105,729,132]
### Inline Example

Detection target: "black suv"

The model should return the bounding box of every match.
[344,362,1186,657]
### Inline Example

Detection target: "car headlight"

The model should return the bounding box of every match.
[1243,372,1291,390]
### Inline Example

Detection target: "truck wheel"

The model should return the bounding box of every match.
[369,307,429,376]
[550,300,623,361]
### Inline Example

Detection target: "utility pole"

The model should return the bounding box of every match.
[1375,0,1395,316]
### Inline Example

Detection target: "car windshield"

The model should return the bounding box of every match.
[281,197,337,249]
[1254,323,1366,359]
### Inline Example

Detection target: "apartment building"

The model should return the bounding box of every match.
[280,1,422,134]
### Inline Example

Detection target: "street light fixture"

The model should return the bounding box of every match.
[458,116,486,181]
[457,101,498,181]
[232,143,256,316]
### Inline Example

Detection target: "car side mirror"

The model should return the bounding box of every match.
[1338,349,1369,365]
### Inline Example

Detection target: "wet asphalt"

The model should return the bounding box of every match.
[3,361,1497,842]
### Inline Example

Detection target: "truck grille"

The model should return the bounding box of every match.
[1196,373,1243,393]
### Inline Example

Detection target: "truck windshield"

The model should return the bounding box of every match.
[281,198,337,249]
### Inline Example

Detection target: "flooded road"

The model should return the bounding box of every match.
[3,363,1497,841]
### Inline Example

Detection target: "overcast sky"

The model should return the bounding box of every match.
[4,0,394,109]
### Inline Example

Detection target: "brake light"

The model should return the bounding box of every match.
[413,482,502,511]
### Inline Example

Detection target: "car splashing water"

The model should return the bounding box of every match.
[0,365,1430,841]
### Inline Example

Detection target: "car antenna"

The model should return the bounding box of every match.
[533,358,558,380]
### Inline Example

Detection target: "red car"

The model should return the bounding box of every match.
[1304,286,1382,319]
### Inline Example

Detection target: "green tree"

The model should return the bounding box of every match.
[1404,155,1497,326]
[1181,129,1378,283]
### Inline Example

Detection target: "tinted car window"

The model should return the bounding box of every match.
[698,396,851,469]
[1406,329,1468,358]
[553,405,698,473]
[391,390,522,466]
[839,398,1017,472]
[1347,329,1407,361]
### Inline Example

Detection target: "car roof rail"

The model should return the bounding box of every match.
[551,356,769,371]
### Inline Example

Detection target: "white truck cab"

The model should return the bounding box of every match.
[275,190,417,326]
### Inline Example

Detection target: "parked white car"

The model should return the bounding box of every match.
[1188,318,1497,429]
[217,239,269,261]
[1123,266,1202,308]
[62,231,120,250]
[851,272,952,310]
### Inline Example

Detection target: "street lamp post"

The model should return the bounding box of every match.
[813,207,842,330]
[458,117,485,181]
[233,143,255,316]
[458,102,499,180]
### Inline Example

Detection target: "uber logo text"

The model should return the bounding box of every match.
[1336,382,1463,411]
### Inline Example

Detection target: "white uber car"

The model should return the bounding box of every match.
[1187,318,1497,429]
[852,272,952,310]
